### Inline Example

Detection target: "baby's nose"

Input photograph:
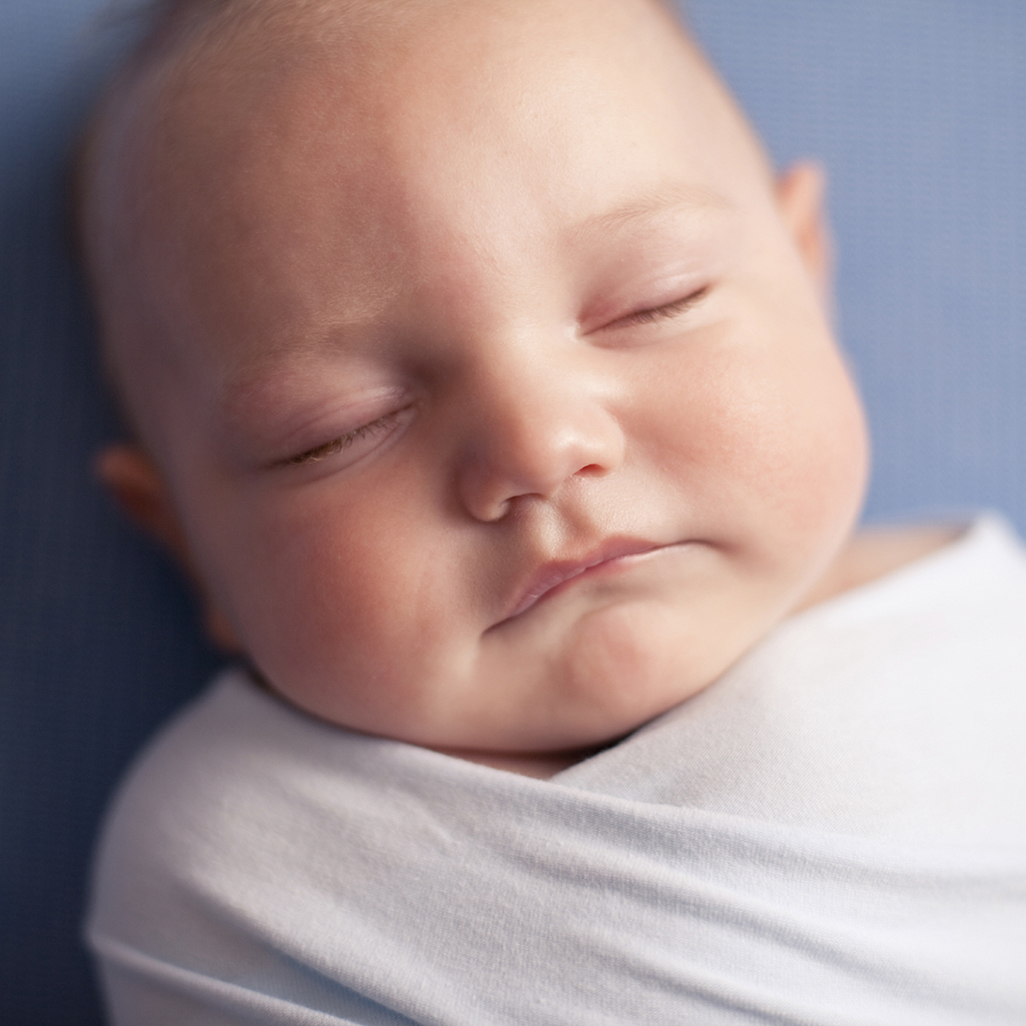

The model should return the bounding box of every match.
[454,347,626,523]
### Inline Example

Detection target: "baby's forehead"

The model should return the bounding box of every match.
[94,0,745,259]
[143,0,703,164]
[82,0,765,442]
[111,0,724,149]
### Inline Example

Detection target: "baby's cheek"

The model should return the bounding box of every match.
[708,340,866,534]
[770,361,868,540]
[233,517,470,734]
[198,504,352,688]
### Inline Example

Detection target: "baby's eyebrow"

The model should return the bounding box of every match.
[568,183,733,243]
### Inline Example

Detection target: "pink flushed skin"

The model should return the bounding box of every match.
[496,539,686,626]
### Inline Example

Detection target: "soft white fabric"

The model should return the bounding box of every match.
[87,514,1026,1025]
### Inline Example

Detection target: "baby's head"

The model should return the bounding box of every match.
[80,0,868,766]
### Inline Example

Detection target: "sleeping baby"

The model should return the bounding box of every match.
[79,0,1026,1022]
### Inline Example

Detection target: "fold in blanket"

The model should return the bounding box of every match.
[87,515,1026,1025]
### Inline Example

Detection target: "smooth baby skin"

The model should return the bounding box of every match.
[85,0,876,773]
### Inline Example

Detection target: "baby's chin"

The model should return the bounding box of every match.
[441,599,739,757]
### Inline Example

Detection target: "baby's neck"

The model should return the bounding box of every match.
[429,743,614,779]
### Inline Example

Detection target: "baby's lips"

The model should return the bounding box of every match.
[497,537,666,625]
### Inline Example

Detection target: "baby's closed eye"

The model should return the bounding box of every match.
[282,404,415,468]
[612,284,711,328]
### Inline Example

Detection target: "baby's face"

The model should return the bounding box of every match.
[101,0,867,757]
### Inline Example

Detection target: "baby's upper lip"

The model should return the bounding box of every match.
[496,537,667,625]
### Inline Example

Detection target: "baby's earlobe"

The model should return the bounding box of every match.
[95,444,190,566]
[96,444,242,652]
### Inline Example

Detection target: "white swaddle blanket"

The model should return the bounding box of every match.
[87,515,1026,1025]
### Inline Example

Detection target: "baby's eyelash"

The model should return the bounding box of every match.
[286,408,406,466]
[623,285,710,326]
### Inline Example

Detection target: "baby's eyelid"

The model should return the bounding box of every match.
[611,284,711,329]
[282,404,413,467]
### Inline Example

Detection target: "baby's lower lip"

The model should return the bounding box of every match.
[498,543,682,626]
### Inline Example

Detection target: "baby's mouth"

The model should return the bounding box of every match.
[494,538,673,627]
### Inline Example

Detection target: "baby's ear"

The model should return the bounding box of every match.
[96,444,242,652]
[96,444,191,565]
[775,161,833,309]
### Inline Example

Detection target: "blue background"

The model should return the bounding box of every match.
[1,1,1023,1022]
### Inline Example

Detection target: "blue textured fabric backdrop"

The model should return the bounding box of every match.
[1,2,1023,1022]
